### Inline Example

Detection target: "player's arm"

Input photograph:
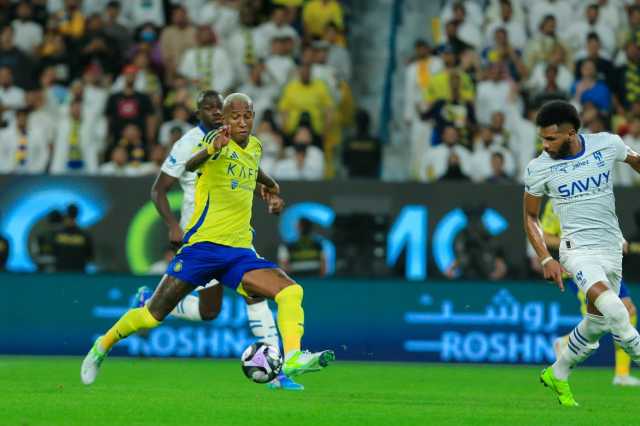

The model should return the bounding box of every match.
[543,232,560,250]
[624,146,640,174]
[523,192,564,291]
[150,172,182,248]
[185,127,230,172]
[257,169,284,215]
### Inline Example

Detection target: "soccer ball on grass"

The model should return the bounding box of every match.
[241,342,282,383]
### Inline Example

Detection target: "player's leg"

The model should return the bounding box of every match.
[613,287,640,386]
[239,268,335,377]
[553,280,585,360]
[81,275,194,385]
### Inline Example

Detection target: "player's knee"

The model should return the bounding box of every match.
[595,290,630,324]
[199,306,221,321]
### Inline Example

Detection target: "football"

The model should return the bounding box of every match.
[240,342,283,383]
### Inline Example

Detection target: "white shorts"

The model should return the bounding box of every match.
[560,248,622,295]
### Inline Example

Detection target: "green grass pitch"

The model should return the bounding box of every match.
[2,357,640,426]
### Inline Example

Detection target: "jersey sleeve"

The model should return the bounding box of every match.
[612,134,631,162]
[161,137,193,178]
[523,162,547,197]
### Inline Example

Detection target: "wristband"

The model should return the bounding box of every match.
[540,256,553,266]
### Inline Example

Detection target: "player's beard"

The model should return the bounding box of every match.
[548,137,572,159]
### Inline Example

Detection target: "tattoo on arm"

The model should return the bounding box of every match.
[257,168,277,188]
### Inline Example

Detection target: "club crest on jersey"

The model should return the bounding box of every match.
[173,260,183,272]
[168,155,177,165]
[230,179,239,190]
[593,150,605,167]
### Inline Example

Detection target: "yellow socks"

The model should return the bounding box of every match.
[100,307,161,352]
[274,284,304,355]
[615,313,637,377]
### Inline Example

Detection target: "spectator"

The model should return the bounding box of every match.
[527,0,572,36]
[239,61,279,127]
[274,125,324,180]
[447,206,508,280]
[485,152,514,184]
[163,74,196,115]
[81,63,108,120]
[526,43,573,97]
[278,63,334,137]
[33,210,64,272]
[302,0,343,40]
[226,4,261,84]
[51,97,106,174]
[255,111,284,175]
[619,5,640,48]
[475,62,521,125]
[425,45,475,105]
[0,66,26,126]
[613,41,640,114]
[166,126,184,147]
[128,23,163,76]
[574,32,615,87]
[486,0,527,28]
[121,0,165,28]
[470,125,516,182]
[485,0,527,50]
[403,39,443,177]
[445,2,483,50]
[99,144,136,176]
[419,126,472,182]
[11,1,44,56]
[197,0,240,42]
[563,3,615,56]
[324,22,351,82]
[439,20,473,57]
[617,115,640,186]
[159,5,196,82]
[422,70,476,147]
[524,14,571,71]
[178,25,233,94]
[36,27,73,85]
[116,123,147,165]
[113,51,162,108]
[25,88,56,144]
[102,1,132,54]
[309,40,339,101]
[133,143,166,176]
[264,34,296,90]
[52,0,85,40]
[158,104,192,147]
[342,109,381,178]
[481,27,528,82]
[571,58,612,112]
[0,107,48,173]
[0,25,33,89]
[51,204,94,272]
[256,5,299,59]
[77,13,120,77]
[105,64,156,150]
[277,218,326,276]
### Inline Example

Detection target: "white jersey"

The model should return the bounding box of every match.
[160,125,206,229]
[524,132,630,252]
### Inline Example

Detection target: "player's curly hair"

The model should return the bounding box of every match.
[535,100,581,131]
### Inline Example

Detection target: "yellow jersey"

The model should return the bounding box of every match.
[183,135,262,249]
[540,201,561,237]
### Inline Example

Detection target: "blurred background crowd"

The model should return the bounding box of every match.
[2,0,640,184]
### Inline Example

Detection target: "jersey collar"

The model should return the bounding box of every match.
[559,134,586,160]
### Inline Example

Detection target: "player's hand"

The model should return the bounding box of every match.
[169,223,184,251]
[543,259,565,292]
[260,182,280,199]
[204,126,230,155]
[266,194,285,215]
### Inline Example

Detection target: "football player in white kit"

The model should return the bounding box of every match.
[523,101,640,406]
[137,90,302,390]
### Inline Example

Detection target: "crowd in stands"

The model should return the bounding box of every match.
[0,0,375,180]
[405,0,640,186]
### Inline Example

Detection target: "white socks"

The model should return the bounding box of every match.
[552,313,608,380]
[246,300,280,349]
[594,290,640,361]
[170,295,202,321]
